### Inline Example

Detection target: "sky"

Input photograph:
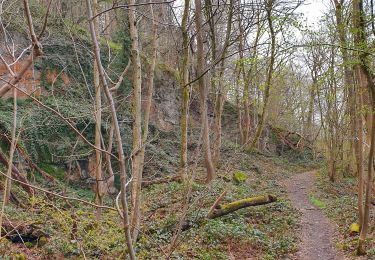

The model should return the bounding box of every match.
[297,0,328,26]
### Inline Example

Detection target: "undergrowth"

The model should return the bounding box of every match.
[313,170,375,258]
[0,140,311,259]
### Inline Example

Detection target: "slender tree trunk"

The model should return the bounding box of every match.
[92,0,104,219]
[0,84,16,240]
[242,14,262,146]
[3,80,17,206]
[132,0,157,241]
[354,82,364,228]
[86,0,136,258]
[235,66,243,144]
[212,0,233,166]
[127,0,143,242]
[352,0,375,254]
[305,80,315,139]
[252,0,276,148]
[334,0,356,176]
[237,13,246,145]
[179,0,190,180]
[194,0,215,182]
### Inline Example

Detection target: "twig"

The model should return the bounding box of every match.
[207,190,227,217]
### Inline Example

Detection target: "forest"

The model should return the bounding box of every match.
[0,0,374,259]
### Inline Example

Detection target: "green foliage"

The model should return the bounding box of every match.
[233,171,248,183]
[313,170,371,256]
[39,163,65,181]
[204,218,252,243]
[309,195,326,209]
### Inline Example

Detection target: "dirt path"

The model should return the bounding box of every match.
[285,171,345,260]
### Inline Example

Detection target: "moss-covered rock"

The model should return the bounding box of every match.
[233,171,248,183]
[349,223,360,233]
[38,236,48,247]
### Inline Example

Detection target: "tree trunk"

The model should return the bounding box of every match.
[179,0,190,180]
[194,0,215,182]
[252,0,276,148]
[92,0,104,220]
[86,0,135,257]
[128,0,143,242]
[3,80,17,205]
[354,82,364,228]
[133,0,157,242]
[207,194,277,219]
[212,0,233,166]
[352,0,375,254]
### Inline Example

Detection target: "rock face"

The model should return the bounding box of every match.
[146,68,180,132]
[0,59,42,98]
[0,31,43,98]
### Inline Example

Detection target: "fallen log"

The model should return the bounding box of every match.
[207,194,277,219]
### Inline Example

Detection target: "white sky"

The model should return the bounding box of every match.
[297,0,328,26]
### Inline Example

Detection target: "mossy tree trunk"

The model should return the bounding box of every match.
[352,0,375,254]
[207,195,277,219]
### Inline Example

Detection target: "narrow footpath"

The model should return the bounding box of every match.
[285,171,345,260]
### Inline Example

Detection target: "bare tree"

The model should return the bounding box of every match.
[194,0,215,182]
[86,0,136,257]
[179,0,190,180]
[252,0,276,148]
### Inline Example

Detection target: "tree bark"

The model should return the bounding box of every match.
[352,0,375,254]
[128,0,143,242]
[212,0,233,166]
[132,0,157,241]
[86,0,136,258]
[252,0,276,148]
[179,0,190,180]
[207,194,277,219]
[92,0,104,220]
[194,0,215,182]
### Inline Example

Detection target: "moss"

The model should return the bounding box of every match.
[38,236,48,247]
[233,171,248,183]
[309,195,326,209]
[105,40,123,52]
[11,253,27,260]
[220,195,267,211]
[25,241,34,248]
[350,223,360,233]
[39,163,65,181]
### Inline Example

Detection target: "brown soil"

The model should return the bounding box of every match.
[285,171,346,260]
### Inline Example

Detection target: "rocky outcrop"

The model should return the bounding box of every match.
[145,67,180,132]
